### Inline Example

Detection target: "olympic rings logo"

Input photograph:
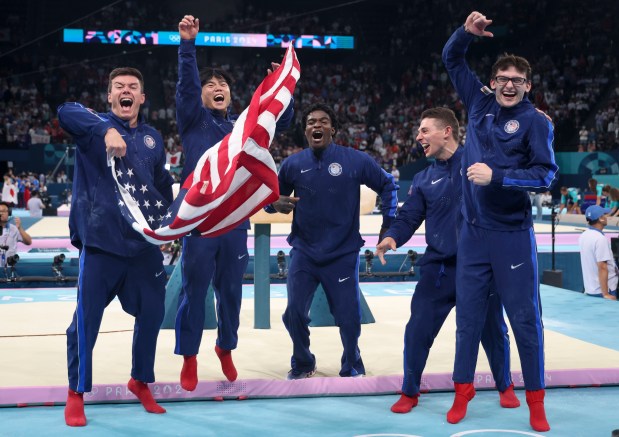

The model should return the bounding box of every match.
[168,35,181,42]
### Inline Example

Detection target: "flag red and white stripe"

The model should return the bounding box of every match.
[112,45,300,244]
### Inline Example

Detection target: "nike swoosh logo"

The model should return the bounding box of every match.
[301,169,312,173]
[511,263,524,270]
[338,277,350,283]
[155,271,164,277]
[431,178,444,185]
[238,254,247,259]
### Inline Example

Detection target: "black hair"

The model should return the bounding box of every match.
[302,103,339,132]
[199,68,234,87]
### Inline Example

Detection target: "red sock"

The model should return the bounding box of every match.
[215,345,238,382]
[390,393,419,413]
[128,378,166,414]
[447,383,475,424]
[526,389,550,432]
[180,355,198,391]
[64,389,86,427]
[499,383,521,408]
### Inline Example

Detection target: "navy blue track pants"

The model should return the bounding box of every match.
[401,259,512,396]
[283,249,365,377]
[66,246,166,393]
[453,222,545,390]
[175,229,248,355]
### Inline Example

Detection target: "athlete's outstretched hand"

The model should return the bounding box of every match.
[376,237,396,265]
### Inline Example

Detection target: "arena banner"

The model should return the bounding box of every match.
[63,28,354,49]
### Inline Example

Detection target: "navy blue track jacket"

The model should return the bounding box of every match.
[442,27,558,231]
[269,143,399,264]
[384,147,463,266]
[58,103,174,257]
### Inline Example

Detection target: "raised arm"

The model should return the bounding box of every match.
[442,11,492,110]
[176,15,204,135]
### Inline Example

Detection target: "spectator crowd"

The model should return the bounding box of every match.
[1,0,618,179]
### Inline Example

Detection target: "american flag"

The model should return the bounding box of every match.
[113,45,300,244]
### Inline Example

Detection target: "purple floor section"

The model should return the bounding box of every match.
[2,368,618,407]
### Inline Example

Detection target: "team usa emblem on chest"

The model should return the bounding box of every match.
[328,162,342,176]
[144,135,156,149]
[504,120,520,134]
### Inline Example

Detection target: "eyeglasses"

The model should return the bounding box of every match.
[495,76,528,86]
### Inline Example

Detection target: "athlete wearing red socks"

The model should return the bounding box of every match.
[442,11,557,432]
[377,108,518,415]
[174,14,294,389]
[59,66,173,426]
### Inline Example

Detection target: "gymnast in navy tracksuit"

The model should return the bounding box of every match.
[266,103,398,379]
[377,108,517,414]
[175,15,294,389]
[442,12,558,432]
[59,67,174,426]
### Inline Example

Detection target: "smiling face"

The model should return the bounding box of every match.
[490,66,531,108]
[201,77,231,113]
[304,110,335,150]
[107,74,145,127]
[416,117,453,160]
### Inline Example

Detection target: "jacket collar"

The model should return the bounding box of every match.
[106,111,144,129]
[208,107,232,121]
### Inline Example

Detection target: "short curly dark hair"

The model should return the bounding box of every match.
[302,103,339,133]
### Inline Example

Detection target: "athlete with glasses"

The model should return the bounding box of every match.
[442,10,558,433]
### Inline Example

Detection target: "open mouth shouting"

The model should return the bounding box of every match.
[117,94,139,120]
[308,129,329,147]
[120,97,134,108]
[312,130,324,140]
[115,94,138,118]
